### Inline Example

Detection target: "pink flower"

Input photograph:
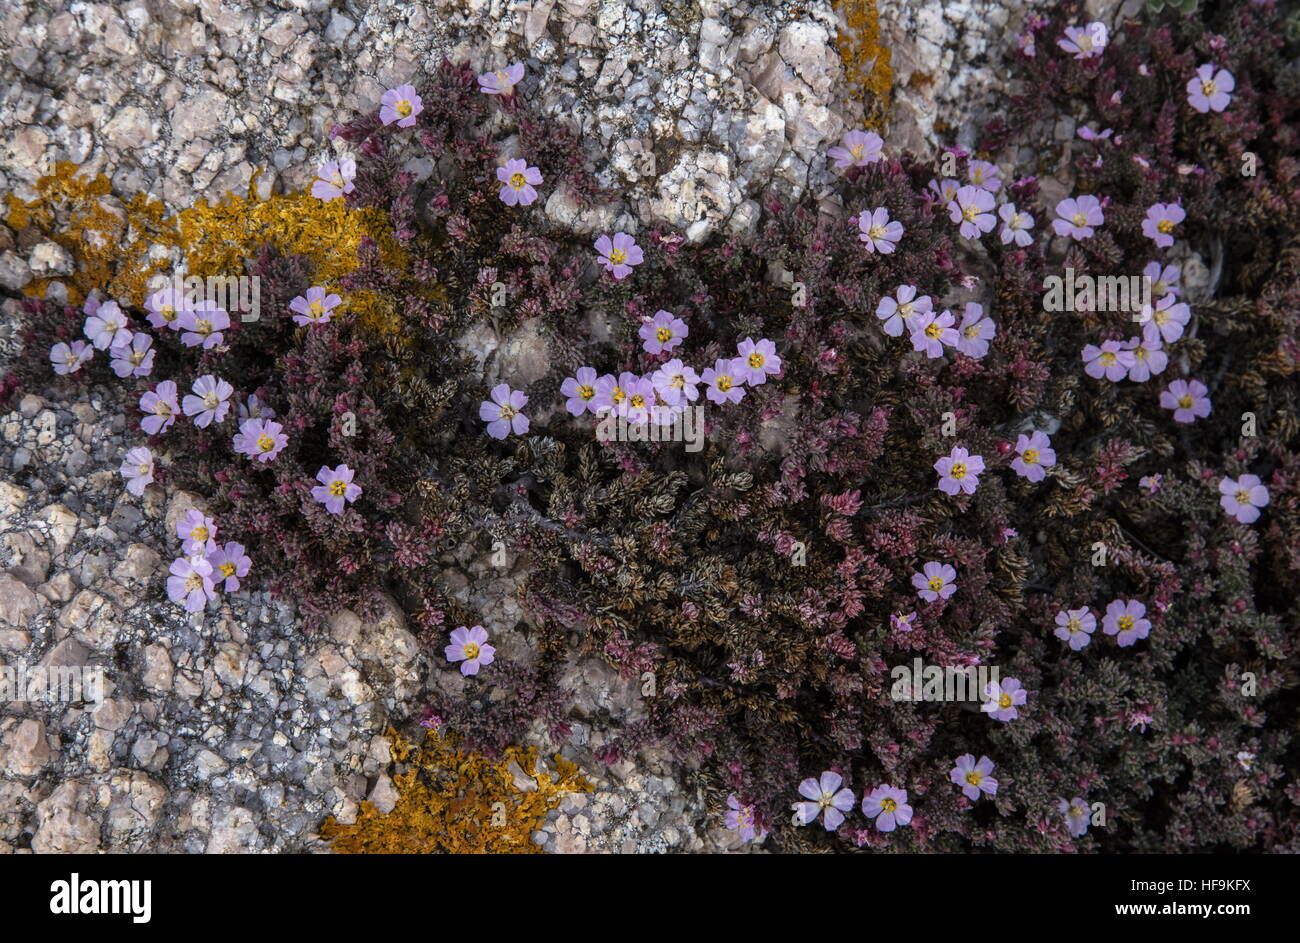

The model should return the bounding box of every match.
[497,158,542,206]
[862,784,913,832]
[1140,474,1164,494]
[1011,430,1056,482]
[176,509,217,554]
[950,755,998,800]
[909,309,958,358]
[233,417,288,462]
[480,383,530,439]
[1077,125,1113,141]
[935,446,985,496]
[735,337,781,385]
[177,301,230,349]
[794,771,855,830]
[594,232,643,280]
[828,129,884,168]
[167,556,215,612]
[650,360,701,407]
[1142,202,1185,248]
[119,446,154,497]
[1187,64,1234,113]
[310,158,356,201]
[968,160,1001,192]
[890,611,917,633]
[1160,378,1212,424]
[84,301,132,350]
[912,561,957,602]
[144,287,189,330]
[289,286,342,325]
[181,374,234,428]
[379,84,423,127]
[876,284,931,338]
[725,795,766,843]
[954,302,996,358]
[1054,607,1096,650]
[701,359,746,405]
[445,625,495,676]
[948,185,996,239]
[1082,339,1133,381]
[1142,294,1191,344]
[1144,261,1181,299]
[998,202,1034,246]
[109,333,155,378]
[1102,599,1151,647]
[928,178,961,204]
[639,309,687,354]
[981,677,1027,722]
[1124,335,1167,382]
[139,380,179,435]
[561,366,600,416]
[593,372,635,414]
[1052,195,1104,240]
[312,464,362,515]
[206,541,251,592]
[1060,797,1090,837]
[1219,474,1269,524]
[618,376,656,425]
[478,63,525,96]
[1058,22,1106,59]
[50,340,93,376]
[857,206,904,253]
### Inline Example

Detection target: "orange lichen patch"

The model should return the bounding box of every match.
[834,0,894,130]
[320,728,592,854]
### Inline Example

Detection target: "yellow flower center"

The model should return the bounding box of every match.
[868,223,887,238]
[160,305,175,321]
[191,525,209,542]
[130,349,146,365]
[630,394,646,409]
[927,576,945,592]
[849,144,863,159]
[1235,489,1249,504]
[1067,617,1081,633]
[998,693,1013,709]
[195,319,212,335]
[509,172,527,190]
[669,374,685,389]
[898,302,914,318]
[137,463,150,475]
[155,401,171,416]
[463,642,480,660]
[608,248,627,265]
[965,770,983,786]
[1134,346,1149,361]
[203,391,220,409]
[396,100,412,117]
[329,479,347,496]
[1071,212,1087,228]
[329,172,344,188]
[578,385,594,400]
[1023,449,1040,464]
[256,434,275,452]
[309,299,324,316]
[1099,351,1116,365]
[950,462,967,479]
[1154,309,1169,325]
[499,404,517,420]
[925,322,942,339]
[1178,394,1193,409]
[1118,615,1135,631]
[748,352,764,369]
[1078,35,1093,51]
[219,562,236,578]
[656,327,672,342]
[716,376,733,392]
[962,205,979,223]
[1157,219,1175,234]
[964,325,979,338]
[1201,79,1216,96]
[881,797,897,813]
[185,573,204,592]
[611,387,625,404]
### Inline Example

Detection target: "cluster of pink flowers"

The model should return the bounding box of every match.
[165,509,252,613]
[876,287,997,361]
[933,430,1055,497]
[793,771,914,834]
[932,157,1036,248]
[1053,599,1152,650]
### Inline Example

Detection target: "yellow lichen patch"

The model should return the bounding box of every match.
[5,161,176,305]
[320,728,592,854]
[834,0,894,130]
[174,169,404,289]
[5,162,409,316]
